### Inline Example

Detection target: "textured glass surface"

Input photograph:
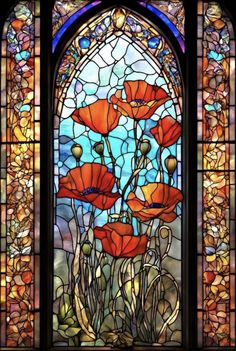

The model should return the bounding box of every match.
[54,7,183,347]
[197,1,235,347]
[52,0,102,52]
[138,1,185,52]
[53,0,90,37]
[0,1,40,348]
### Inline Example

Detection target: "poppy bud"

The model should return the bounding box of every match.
[81,241,92,257]
[112,8,126,29]
[71,144,83,160]
[159,225,171,239]
[140,139,151,155]
[101,255,108,267]
[93,141,104,155]
[165,155,177,175]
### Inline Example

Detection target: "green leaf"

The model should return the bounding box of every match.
[65,326,81,337]
[58,329,67,339]
[66,307,75,319]
[64,317,75,326]
[59,324,69,331]
[53,314,59,331]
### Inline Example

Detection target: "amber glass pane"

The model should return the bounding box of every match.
[0,1,40,347]
[197,1,235,347]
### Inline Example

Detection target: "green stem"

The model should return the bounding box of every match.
[159,147,164,183]
[71,199,80,245]
[89,206,95,228]
[121,155,145,202]
[133,119,138,169]
[110,258,119,330]
[104,135,116,171]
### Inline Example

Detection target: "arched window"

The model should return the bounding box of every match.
[0,0,235,350]
[53,5,183,348]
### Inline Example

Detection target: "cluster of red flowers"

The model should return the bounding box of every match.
[57,80,182,258]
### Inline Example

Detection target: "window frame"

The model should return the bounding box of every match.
[0,0,235,350]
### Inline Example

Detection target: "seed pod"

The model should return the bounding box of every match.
[165,155,177,175]
[159,225,171,239]
[93,141,104,155]
[71,144,83,160]
[140,139,151,155]
[82,241,92,257]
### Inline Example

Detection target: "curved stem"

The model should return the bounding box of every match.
[104,135,116,172]
[121,155,145,203]
[71,199,80,250]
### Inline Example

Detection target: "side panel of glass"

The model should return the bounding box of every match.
[0,1,40,347]
[53,8,183,348]
[197,1,236,347]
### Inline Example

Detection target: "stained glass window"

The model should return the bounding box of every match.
[197,1,235,347]
[0,0,235,349]
[0,0,40,348]
[53,6,183,348]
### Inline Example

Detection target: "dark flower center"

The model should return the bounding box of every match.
[131,99,146,106]
[81,187,102,196]
[148,203,165,209]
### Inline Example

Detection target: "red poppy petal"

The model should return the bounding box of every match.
[110,230,123,256]
[122,235,148,257]
[79,105,99,133]
[86,192,120,210]
[144,83,155,101]
[154,87,170,101]
[143,208,166,221]
[105,222,133,236]
[71,109,84,125]
[72,100,120,135]
[133,105,152,120]
[108,103,121,131]
[69,166,84,192]
[94,227,109,240]
[80,163,96,189]
[114,99,135,117]
[124,81,139,102]
[165,187,183,206]
[57,187,82,200]
[127,197,146,212]
[155,116,181,147]
[99,170,116,192]
[101,236,115,257]
[121,235,140,256]
[159,211,177,223]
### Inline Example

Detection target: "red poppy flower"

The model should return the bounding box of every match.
[127,183,183,222]
[150,116,181,147]
[71,99,121,135]
[57,163,120,210]
[111,80,170,120]
[94,222,148,258]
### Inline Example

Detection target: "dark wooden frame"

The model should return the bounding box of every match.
[0,0,235,350]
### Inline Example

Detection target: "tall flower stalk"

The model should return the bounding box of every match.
[56,81,182,346]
